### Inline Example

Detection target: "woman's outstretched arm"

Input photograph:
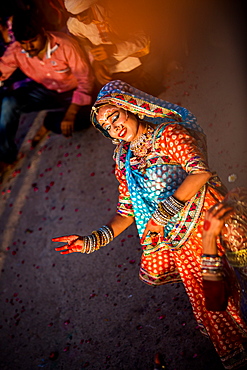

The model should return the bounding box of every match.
[52,214,134,255]
[107,214,135,237]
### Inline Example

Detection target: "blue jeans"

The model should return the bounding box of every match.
[0,81,91,163]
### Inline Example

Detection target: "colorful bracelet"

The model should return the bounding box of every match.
[152,195,185,226]
[81,225,114,254]
[201,254,223,276]
[202,254,220,259]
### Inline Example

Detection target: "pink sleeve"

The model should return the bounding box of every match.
[0,43,19,81]
[63,38,94,106]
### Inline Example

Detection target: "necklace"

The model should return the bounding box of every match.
[130,125,154,157]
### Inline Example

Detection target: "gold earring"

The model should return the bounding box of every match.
[138,113,144,120]
[112,138,120,145]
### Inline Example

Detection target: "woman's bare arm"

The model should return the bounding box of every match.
[52,214,134,254]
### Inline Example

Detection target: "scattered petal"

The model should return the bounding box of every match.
[129,259,136,264]
[45,186,51,193]
[49,351,59,361]
[228,174,237,183]
[25,229,33,234]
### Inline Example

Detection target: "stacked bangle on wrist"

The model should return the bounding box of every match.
[201,254,223,278]
[152,195,185,226]
[81,225,114,254]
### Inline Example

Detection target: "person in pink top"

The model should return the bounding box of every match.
[0,10,94,169]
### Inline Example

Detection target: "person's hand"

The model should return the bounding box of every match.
[52,235,84,254]
[91,44,116,61]
[141,218,164,244]
[92,61,112,85]
[203,203,233,238]
[61,103,81,137]
[61,118,74,137]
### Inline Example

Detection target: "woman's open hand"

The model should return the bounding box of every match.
[52,235,85,254]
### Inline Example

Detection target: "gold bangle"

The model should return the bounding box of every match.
[92,230,101,250]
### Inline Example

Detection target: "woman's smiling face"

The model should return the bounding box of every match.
[97,104,145,142]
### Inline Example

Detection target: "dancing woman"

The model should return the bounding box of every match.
[53,80,247,369]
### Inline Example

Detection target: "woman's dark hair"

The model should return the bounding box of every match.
[0,16,9,28]
[12,11,44,42]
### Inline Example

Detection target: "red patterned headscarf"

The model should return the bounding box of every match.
[91,80,203,139]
